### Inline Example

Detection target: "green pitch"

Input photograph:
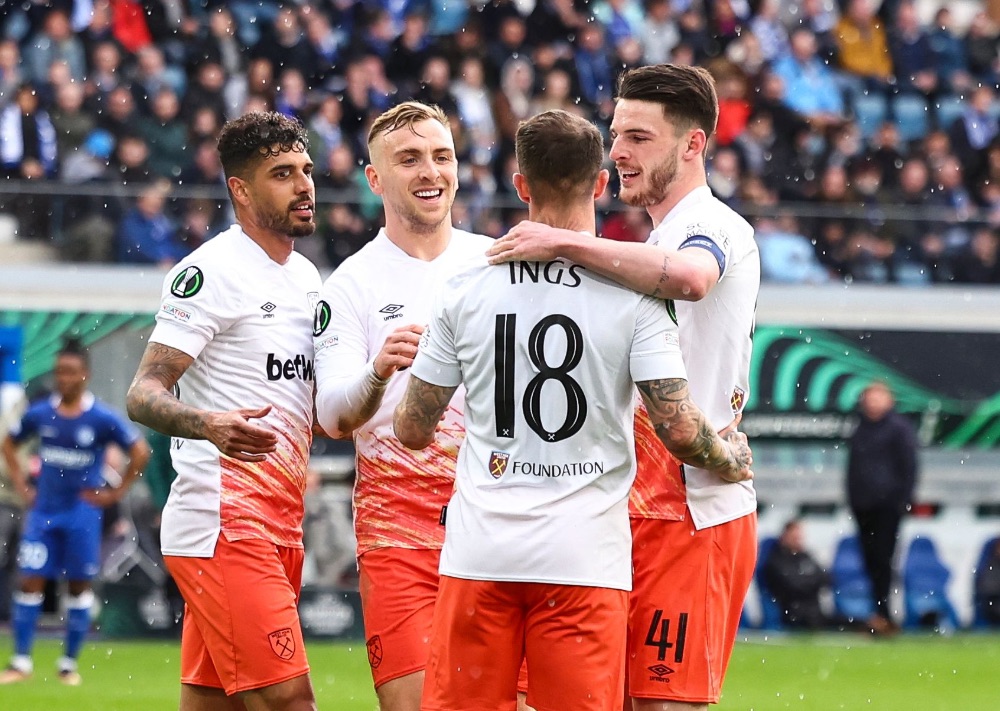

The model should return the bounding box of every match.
[2,633,999,710]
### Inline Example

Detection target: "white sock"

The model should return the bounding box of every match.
[57,656,77,673]
[10,654,32,674]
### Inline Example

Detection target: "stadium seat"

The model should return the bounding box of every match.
[755,537,785,630]
[830,536,876,622]
[902,536,959,630]
[894,94,930,143]
[935,94,966,132]
[973,536,1000,628]
[852,93,888,140]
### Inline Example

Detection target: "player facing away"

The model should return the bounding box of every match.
[313,101,493,711]
[488,65,761,711]
[126,112,322,711]
[1,339,150,686]
[393,110,753,711]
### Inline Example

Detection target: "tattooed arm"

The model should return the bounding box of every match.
[636,378,753,483]
[393,375,458,450]
[126,342,278,462]
[486,224,720,301]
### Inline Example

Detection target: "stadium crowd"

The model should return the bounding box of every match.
[0,0,999,283]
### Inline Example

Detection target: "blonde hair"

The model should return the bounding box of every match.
[367,101,450,148]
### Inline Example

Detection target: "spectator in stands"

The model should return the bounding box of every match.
[527,0,586,47]
[385,10,432,93]
[187,7,245,79]
[307,95,344,171]
[338,56,379,150]
[928,7,972,94]
[835,0,894,89]
[138,88,188,179]
[885,156,937,269]
[822,122,864,171]
[131,45,186,114]
[757,211,832,284]
[965,11,1000,85]
[50,81,96,159]
[707,146,743,206]
[772,27,846,129]
[810,164,859,278]
[22,10,86,86]
[111,133,153,186]
[890,1,939,120]
[975,538,1000,624]
[847,381,919,634]
[453,56,498,167]
[637,0,680,65]
[768,122,824,200]
[253,6,314,79]
[0,39,23,105]
[60,130,118,262]
[733,109,776,177]
[488,14,529,81]
[181,61,228,126]
[749,0,789,62]
[97,85,140,142]
[414,55,459,118]
[948,85,998,190]
[274,68,309,121]
[707,0,745,54]
[762,519,835,628]
[952,226,1000,284]
[0,83,57,239]
[530,68,586,118]
[574,23,615,114]
[115,179,185,264]
[713,65,752,146]
[301,6,342,89]
[85,40,124,107]
[591,0,643,46]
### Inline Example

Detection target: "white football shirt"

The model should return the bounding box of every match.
[648,185,760,528]
[313,228,494,556]
[412,257,687,590]
[149,225,322,556]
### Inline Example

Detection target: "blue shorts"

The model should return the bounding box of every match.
[18,503,103,581]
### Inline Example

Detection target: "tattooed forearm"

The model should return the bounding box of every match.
[637,378,750,482]
[126,343,208,440]
[651,254,671,299]
[393,376,458,450]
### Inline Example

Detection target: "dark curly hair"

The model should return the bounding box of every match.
[217,111,310,181]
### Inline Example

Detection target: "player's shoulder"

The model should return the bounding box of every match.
[441,252,492,293]
[163,226,244,293]
[680,195,754,244]
[449,228,495,255]
[286,250,322,285]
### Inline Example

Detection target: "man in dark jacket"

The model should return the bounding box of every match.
[762,519,832,629]
[847,381,919,632]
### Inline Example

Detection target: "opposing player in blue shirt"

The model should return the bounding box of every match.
[0,340,149,686]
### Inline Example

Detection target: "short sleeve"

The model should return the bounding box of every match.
[677,220,733,278]
[313,271,371,385]
[629,296,687,384]
[410,288,462,388]
[149,261,242,359]
[103,408,142,450]
[8,407,37,442]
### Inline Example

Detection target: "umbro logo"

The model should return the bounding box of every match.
[647,664,675,682]
[261,302,277,319]
[380,303,404,321]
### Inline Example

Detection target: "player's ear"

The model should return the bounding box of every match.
[228,176,250,206]
[684,128,708,160]
[364,164,383,195]
[512,173,531,204]
[593,169,610,200]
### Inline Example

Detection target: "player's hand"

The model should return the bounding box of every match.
[720,430,753,483]
[80,487,124,508]
[204,406,278,462]
[487,221,575,265]
[719,412,742,437]
[373,324,424,380]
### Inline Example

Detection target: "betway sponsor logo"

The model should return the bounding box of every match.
[40,446,96,469]
[266,353,315,381]
[511,460,605,477]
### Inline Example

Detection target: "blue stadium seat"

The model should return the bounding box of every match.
[755,537,784,630]
[902,536,959,630]
[831,536,875,622]
[852,93,888,140]
[935,94,966,132]
[894,94,930,143]
[973,536,1000,628]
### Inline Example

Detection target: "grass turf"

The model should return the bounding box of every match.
[2,632,999,710]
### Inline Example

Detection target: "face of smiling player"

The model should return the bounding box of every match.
[366,118,458,237]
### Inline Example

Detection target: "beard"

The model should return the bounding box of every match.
[620,151,678,208]
[258,198,316,237]
[396,190,455,235]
